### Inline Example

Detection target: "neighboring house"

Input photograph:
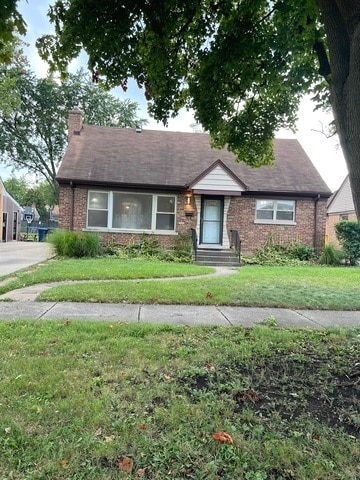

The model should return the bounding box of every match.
[326,175,357,245]
[0,177,23,242]
[57,109,331,257]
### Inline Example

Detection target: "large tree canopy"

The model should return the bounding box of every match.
[0,67,146,198]
[0,0,26,62]
[35,0,360,218]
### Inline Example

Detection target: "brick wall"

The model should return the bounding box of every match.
[59,186,327,254]
[227,196,327,255]
[59,185,197,249]
[326,212,357,245]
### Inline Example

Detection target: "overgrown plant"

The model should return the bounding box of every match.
[335,220,360,265]
[319,243,343,266]
[48,229,101,257]
[242,239,317,266]
[104,232,192,263]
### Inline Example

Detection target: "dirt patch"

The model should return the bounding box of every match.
[178,353,359,436]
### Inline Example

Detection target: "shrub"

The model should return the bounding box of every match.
[103,233,192,263]
[48,230,101,258]
[286,242,316,261]
[318,243,343,266]
[335,220,360,265]
[242,240,317,266]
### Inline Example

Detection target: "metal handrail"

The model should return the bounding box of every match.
[191,228,198,261]
[230,229,241,265]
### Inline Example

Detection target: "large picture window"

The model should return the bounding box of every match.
[255,199,295,223]
[87,191,176,232]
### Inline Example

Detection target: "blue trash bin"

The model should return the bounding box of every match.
[38,227,49,242]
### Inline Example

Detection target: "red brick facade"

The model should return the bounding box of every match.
[59,185,327,254]
[226,196,327,255]
[326,212,357,245]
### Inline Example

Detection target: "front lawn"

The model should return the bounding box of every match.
[36,264,360,310]
[0,258,213,295]
[0,321,358,479]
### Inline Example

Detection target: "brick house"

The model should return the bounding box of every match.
[57,108,331,258]
[326,175,357,245]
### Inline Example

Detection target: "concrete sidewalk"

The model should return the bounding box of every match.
[0,301,359,328]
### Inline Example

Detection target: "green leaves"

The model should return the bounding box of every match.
[36,0,325,168]
[335,220,360,265]
[0,66,145,197]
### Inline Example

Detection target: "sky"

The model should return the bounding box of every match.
[0,0,348,192]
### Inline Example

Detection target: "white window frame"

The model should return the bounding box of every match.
[86,190,177,233]
[255,199,296,225]
[87,191,109,228]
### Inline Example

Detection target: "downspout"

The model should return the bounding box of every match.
[314,194,320,251]
[70,181,75,231]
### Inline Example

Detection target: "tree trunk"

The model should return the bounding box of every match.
[316,0,360,219]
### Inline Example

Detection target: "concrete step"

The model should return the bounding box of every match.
[194,249,240,267]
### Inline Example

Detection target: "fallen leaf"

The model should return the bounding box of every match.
[117,457,134,473]
[136,467,149,476]
[242,389,260,403]
[212,431,233,444]
[108,325,113,329]
[64,319,72,326]
[94,427,102,437]
[4,427,11,434]
[138,423,147,429]
[206,291,212,298]
[61,459,69,468]
[104,436,113,443]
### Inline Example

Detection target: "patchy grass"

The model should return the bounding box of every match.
[0,321,359,479]
[1,259,360,310]
[37,265,360,310]
[0,258,213,295]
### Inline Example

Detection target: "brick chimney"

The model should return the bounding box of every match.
[68,106,83,142]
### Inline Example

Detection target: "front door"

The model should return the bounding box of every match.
[200,196,223,245]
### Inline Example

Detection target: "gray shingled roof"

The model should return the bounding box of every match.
[57,125,331,196]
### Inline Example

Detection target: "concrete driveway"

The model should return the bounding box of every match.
[0,241,54,276]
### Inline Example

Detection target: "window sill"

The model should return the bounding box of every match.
[84,227,178,235]
[254,220,296,226]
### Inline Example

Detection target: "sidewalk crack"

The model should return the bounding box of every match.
[293,309,323,328]
[36,302,58,320]
[216,307,233,326]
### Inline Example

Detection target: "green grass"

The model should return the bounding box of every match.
[37,264,360,310]
[0,321,358,479]
[1,258,360,310]
[0,257,213,293]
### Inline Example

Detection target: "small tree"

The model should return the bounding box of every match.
[335,221,360,266]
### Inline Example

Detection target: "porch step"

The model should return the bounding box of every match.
[193,248,240,267]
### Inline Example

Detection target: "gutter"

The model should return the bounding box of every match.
[314,194,321,251]
[70,181,75,231]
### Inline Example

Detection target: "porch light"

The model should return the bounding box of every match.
[184,191,194,216]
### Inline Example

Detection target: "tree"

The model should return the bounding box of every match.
[0,0,26,63]
[36,0,360,218]
[0,68,146,199]
[0,39,28,115]
[2,175,29,206]
[4,176,57,221]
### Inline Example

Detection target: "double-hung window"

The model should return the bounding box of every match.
[87,191,176,232]
[255,199,295,223]
[88,191,109,227]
